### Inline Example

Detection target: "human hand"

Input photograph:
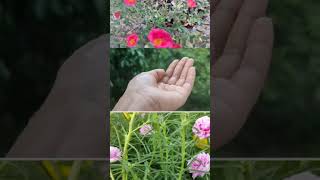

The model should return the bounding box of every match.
[113,57,196,111]
[212,0,274,148]
[8,35,109,158]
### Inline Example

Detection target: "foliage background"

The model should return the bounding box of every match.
[216,0,320,157]
[212,161,320,180]
[110,48,210,111]
[0,0,107,157]
[0,161,106,179]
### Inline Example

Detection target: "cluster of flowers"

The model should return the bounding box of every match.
[112,0,199,48]
[189,116,210,179]
[126,29,182,48]
[110,116,210,179]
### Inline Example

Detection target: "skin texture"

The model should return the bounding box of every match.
[212,0,274,149]
[7,35,109,158]
[113,57,196,111]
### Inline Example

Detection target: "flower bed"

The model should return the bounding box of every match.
[110,0,210,48]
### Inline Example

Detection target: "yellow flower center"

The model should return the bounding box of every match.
[129,39,136,45]
[128,0,135,3]
[154,38,163,46]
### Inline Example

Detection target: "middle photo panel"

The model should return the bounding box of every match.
[110,48,210,111]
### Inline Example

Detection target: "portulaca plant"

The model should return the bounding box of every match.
[110,112,210,180]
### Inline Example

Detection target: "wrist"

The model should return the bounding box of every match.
[113,91,159,111]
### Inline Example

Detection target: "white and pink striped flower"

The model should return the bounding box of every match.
[192,116,210,139]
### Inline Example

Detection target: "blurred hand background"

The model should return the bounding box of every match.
[212,0,274,149]
[0,0,107,157]
[214,0,320,157]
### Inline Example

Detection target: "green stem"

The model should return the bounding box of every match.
[178,114,187,180]
[68,161,82,180]
[41,161,63,180]
[122,113,136,180]
[110,169,115,180]
[164,130,169,180]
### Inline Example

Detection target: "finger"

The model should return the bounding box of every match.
[168,57,188,85]
[231,17,273,105]
[182,67,196,96]
[215,0,269,77]
[212,0,244,59]
[162,59,179,83]
[176,58,194,86]
[148,69,166,82]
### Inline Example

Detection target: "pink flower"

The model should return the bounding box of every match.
[139,124,153,136]
[126,33,139,47]
[124,0,137,6]
[193,116,210,139]
[110,146,122,163]
[147,28,174,48]
[187,0,197,8]
[172,43,182,48]
[113,11,121,20]
[188,152,210,179]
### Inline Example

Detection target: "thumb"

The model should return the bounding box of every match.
[147,69,166,82]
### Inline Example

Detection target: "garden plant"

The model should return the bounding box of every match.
[110,112,210,180]
[110,0,210,48]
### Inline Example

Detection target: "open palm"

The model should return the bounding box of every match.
[212,0,273,148]
[123,57,196,111]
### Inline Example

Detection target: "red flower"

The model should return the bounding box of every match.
[147,28,174,48]
[126,33,139,47]
[172,43,182,48]
[124,0,137,6]
[113,11,121,20]
[187,0,197,8]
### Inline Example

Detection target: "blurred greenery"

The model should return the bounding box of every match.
[217,0,320,157]
[212,161,320,180]
[0,161,105,179]
[110,48,210,111]
[0,1,108,156]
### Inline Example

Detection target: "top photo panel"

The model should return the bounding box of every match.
[110,0,210,48]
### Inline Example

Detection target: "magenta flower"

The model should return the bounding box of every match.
[188,152,210,179]
[110,146,122,163]
[187,0,197,8]
[192,116,210,139]
[147,28,174,48]
[124,0,137,6]
[126,33,139,47]
[139,124,153,136]
[113,11,121,20]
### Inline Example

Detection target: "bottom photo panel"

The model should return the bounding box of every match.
[109,112,211,180]
[213,160,320,180]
